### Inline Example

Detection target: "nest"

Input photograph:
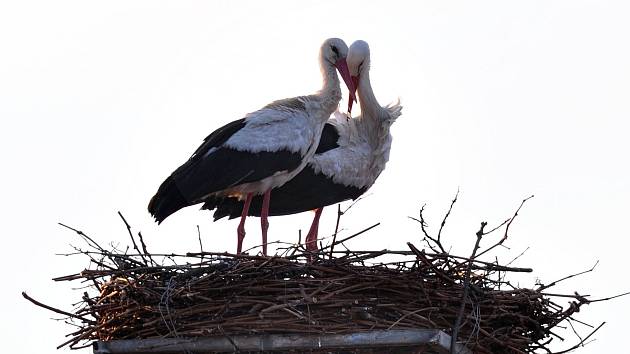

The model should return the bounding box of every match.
[25,197,622,353]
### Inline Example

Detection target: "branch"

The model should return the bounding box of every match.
[58,223,104,252]
[117,212,148,266]
[197,225,204,263]
[409,204,447,254]
[138,231,157,266]
[537,260,599,292]
[589,291,630,303]
[438,189,459,245]
[451,221,487,354]
[475,195,534,259]
[506,246,530,267]
[329,204,343,259]
[22,292,96,324]
[551,322,605,354]
[320,223,380,252]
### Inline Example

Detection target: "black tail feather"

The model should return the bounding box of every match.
[148,176,190,224]
[201,196,241,221]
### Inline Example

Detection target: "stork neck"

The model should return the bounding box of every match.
[355,69,389,148]
[319,61,342,111]
[357,70,383,121]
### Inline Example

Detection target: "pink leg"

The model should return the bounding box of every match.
[260,190,271,256]
[305,207,324,253]
[236,193,253,254]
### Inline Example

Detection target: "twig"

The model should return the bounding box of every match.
[22,292,96,324]
[409,204,447,254]
[566,318,583,346]
[506,246,530,267]
[320,223,380,252]
[475,195,534,259]
[138,231,157,266]
[552,322,605,354]
[58,223,104,252]
[197,225,204,263]
[438,189,459,245]
[451,221,487,354]
[341,194,366,214]
[588,291,630,303]
[537,260,599,292]
[117,212,148,266]
[329,204,343,259]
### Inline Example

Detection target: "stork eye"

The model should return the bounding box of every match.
[331,46,339,56]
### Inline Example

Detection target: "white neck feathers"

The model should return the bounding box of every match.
[318,57,342,113]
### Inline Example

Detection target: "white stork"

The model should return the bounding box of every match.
[203,40,402,254]
[148,38,356,256]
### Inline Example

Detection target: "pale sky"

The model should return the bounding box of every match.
[1,1,629,353]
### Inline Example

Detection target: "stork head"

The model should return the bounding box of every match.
[321,38,356,104]
[346,40,371,114]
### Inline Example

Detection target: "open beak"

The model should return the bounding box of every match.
[334,58,357,108]
[347,76,359,114]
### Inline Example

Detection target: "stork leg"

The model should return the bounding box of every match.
[236,193,253,254]
[260,189,271,256]
[305,207,324,254]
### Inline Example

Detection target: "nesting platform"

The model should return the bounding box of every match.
[93,329,471,354]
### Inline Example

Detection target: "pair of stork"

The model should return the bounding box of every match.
[148,38,401,256]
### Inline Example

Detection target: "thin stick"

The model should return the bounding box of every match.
[22,292,96,324]
[475,195,534,259]
[506,246,530,267]
[451,221,487,354]
[537,260,599,292]
[589,291,630,303]
[137,231,156,266]
[320,223,380,252]
[552,322,605,354]
[329,204,343,259]
[438,189,459,245]
[409,204,447,254]
[58,223,104,252]
[117,212,148,266]
[197,225,204,263]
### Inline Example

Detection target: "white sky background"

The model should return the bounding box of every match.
[1,1,629,352]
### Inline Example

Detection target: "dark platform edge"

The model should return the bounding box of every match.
[93,329,472,354]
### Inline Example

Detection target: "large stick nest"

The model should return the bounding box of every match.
[59,252,555,353]
[25,196,623,353]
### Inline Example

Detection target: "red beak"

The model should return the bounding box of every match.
[347,76,359,114]
[334,58,357,108]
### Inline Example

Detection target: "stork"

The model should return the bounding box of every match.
[148,38,356,256]
[203,40,401,254]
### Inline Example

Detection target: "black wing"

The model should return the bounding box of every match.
[315,123,340,153]
[203,122,346,219]
[205,165,367,220]
[173,147,302,202]
[149,118,302,223]
[189,118,248,158]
